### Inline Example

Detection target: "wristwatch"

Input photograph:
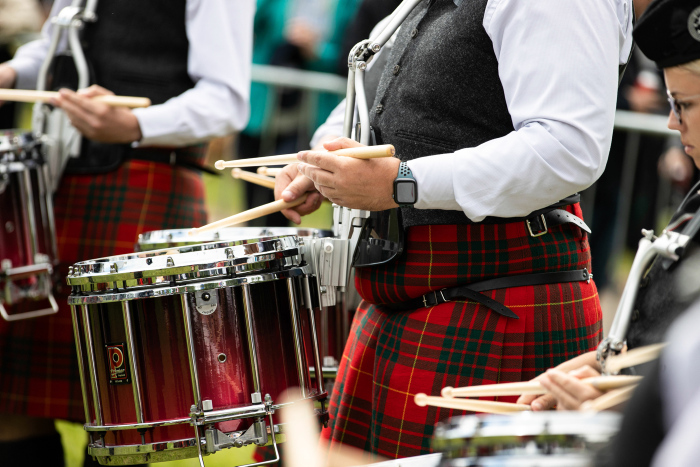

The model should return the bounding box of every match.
[393,161,418,207]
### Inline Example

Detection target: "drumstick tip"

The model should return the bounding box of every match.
[414,393,429,407]
[231,168,241,178]
[214,160,225,170]
[441,387,454,398]
[257,167,266,175]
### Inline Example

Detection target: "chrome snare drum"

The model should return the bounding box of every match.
[68,235,327,465]
[432,411,621,466]
[0,131,58,321]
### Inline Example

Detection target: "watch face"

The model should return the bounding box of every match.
[396,181,416,204]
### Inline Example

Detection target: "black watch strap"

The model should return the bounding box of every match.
[393,161,417,206]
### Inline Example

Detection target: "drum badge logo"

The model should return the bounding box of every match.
[106,343,130,384]
[688,7,700,42]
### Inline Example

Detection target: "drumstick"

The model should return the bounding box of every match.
[188,194,308,236]
[414,393,531,414]
[442,375,642,398]
[605,343,667,374]
[214,144,395,169]
[231,169,276,189]
[0,89,151,108]
[257,167,282,177]
[580,385,638,412]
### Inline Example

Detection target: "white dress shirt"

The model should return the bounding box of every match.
[312,0,634,221]
[8,0,254,147]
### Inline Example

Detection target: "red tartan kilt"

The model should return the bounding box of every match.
[0,159,207,422]
[328,203,603,458]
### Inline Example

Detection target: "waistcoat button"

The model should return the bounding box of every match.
[376,104,384,114]
[393,64,401,75]
[411,28,418,38]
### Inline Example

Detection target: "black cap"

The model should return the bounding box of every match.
[634,0,700,68]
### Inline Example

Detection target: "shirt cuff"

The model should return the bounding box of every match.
[406,154,463,212]
[132,106,186,147]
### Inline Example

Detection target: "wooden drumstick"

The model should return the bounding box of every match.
[442,375,642,398]
[188,194,308,236]
[257,167,282,177]
[605,343,667,374]
[214,144,395,169]
[414,393,531,414]
[580,385,638,412]
[231,169,276,189]
[0,89,151,108]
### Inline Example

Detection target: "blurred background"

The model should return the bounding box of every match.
[1,0,693,465]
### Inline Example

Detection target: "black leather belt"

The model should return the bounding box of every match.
[526,209,591,237]
[131,148,218,175]
[383,268,591,319]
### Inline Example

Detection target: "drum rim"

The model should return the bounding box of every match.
[137,227,333,245]
[67,265,310,304]
[67,235,302,286]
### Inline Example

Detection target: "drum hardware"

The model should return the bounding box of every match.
[194,290,218,315]
[597,228,689,374]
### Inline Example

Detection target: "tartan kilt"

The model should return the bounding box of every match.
[0,150,208,422]
[327,203,603,458]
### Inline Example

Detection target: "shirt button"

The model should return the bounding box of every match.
[376,104,384,114]
[393,65,401,75]
[411,28,418,38]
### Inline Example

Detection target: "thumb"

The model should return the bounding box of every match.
[281,173,315,202]
[322,136,363,152]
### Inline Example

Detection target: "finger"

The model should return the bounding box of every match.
[297,162,336,187]
[77,84,114,98]
[281,192,324,224]
[58,88,108,117]
[274,164,301,199]
[322,136,363,152]
[280,171,317,202]
[53,94,94,131]
[539,375,584,411]
[545,370,602,408]
[568,365,601,379]
[297,150,342,173]
[531,394,557,411]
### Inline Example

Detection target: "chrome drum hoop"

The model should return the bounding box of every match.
[136,227,333,251]
[67,235,303,291]
[67,266,310,305]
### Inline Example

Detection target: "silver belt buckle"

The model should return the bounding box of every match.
[527,214,548,237]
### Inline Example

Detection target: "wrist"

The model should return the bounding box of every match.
[392,160,418,207]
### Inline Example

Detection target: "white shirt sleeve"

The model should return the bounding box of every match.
[133,0,254,146]
[407,0,634,221]
[8,0,254,147]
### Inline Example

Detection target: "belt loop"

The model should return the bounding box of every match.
[527,214,548,237]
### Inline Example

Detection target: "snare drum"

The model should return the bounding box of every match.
[137,227,358,386]
[432,411,621,466]
[68,235,327,465]
[0,131,58,321]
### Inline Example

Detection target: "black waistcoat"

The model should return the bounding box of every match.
[370,0,514,227]
[627,182,700,349]
[64,0,194,174]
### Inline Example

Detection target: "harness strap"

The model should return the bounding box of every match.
[382,268,591,319]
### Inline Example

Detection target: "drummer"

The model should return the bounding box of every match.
[0,1,253,464]
[515,0,700,464]
[275,0,633,458]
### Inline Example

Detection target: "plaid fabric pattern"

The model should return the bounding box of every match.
[0,148,208,422]
[327,203,603,458]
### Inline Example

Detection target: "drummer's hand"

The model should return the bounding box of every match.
[276,163,325,225]
[296,137,401,211]
[50,85,142,144]
[538,366,604,411]
[0,65,17,105]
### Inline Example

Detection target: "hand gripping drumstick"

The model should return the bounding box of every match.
[214,144,396,169]
[580,384,638,412]
[441,375,642,398]
[231,169,277,189]
[257,167,282,177]
[0,89,151,108]
[604,343,667,374]
[188,194,309,236]
[414,393,532,414]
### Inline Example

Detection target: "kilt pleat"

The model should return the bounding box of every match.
[328,203,603,458]
[0,150,207,422]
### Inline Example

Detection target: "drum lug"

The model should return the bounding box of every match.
[204,417,270,453]
[195,290,218,315]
